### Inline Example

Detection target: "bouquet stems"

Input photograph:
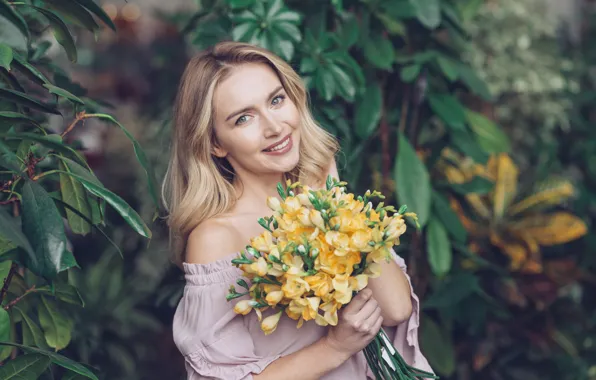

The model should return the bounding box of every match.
[363,329,439,380]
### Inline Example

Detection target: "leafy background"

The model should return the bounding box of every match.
[1,0,596,379]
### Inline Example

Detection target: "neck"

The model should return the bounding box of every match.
[232,169,285,213]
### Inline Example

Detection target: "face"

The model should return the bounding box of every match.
[211,63,301,177]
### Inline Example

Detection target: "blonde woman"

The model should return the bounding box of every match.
[163,41,432,380]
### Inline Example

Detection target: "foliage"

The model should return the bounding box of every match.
[0,0,156,378]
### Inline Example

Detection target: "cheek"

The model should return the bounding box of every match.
[282,101,301,128]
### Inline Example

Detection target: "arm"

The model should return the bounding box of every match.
[326,158,413,326]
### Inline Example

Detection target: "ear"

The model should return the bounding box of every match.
[211,143,227,158]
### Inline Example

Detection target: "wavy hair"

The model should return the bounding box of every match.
[162,41,339,265]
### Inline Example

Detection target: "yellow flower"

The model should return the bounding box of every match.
[296,192,311,207]
[233,300,254,315]
[305,273,332,298]
[286,298,308,320]
[350,229,373,252]
[324,231,351,256]
[267,196,282,212]
[364,262,382,278]
[332,273,353,304]
[282,275,310,299]
[251,231,273,253]
[262,311,283,335]
[283,255,305,275]
[368,247,391,264]
[266,290,284,306]
[247,257,268,276]
[349,275,368,291]
[309,209,326,231]
[320,301,339,326]
[385,218,407,241]
[303,297,321,321]
[297,207,313,227]
[282,196,302,214]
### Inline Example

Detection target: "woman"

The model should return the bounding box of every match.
[163,41,432,380]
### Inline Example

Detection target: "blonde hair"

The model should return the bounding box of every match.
[162,41,339,265]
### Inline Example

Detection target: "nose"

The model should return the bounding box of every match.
[262,112,283,138]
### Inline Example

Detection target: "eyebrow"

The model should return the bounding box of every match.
[224,85,285,122]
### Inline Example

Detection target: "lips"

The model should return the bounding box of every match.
[263,134,292,152]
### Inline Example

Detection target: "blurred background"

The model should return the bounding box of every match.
[2,0,596,379]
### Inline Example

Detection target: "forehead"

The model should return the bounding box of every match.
[213,63,282,114]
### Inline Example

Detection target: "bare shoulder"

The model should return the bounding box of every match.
[185,217,242,264]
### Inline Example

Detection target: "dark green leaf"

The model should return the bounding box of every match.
[271,36,294,61]
[55,170,151,238]
[409,0,441,29]
[0,138,24,173]
[424,273,480,308]
[59,161,91,235]
[37,283,84,306]
[0,308,10,360]
[0,208,34,257]
[232,22,259,41]
[375,13,406,35]
[89,114,160,214]
[63,373,88,380]
[0,133,88,168]
[0,112,42,130]
[227,0,256,9]
[354,82,382,139]
[437,55,458,81]
[31,6,77,62]
[315,69,335,102]
[0,238,17,257]
[0,0,30,40]
[12,53,50,86]
[0,353,51,379]
[0,88,60,115]
[38,296,73,350]
[426,217,452,276]
[432,191,467,243]
[450,129,489,164]
[44,84,84,105]
[272,21,301,43]
[15,306,50,350]
[428,93,465,130]
[337,15,359,48]
[363,36,394,70]
[420,317,456,376]
[394,132,431,227]
[0,44,13,71]
[31,41,52,61]
[328,64,355,101]
[455,63,492,101]
[465,110,511,153]
[448,176,493,195]
[400,64,420,82]
[74,0,117,31]
[21,180,77,279]
[42,0,100,34]
[0,342,98,380]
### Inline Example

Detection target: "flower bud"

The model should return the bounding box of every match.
[267,196,282,212]
[233,300,254,315]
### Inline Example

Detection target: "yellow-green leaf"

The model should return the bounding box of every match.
[492,153,518,219]
[508,179,574,217]
[512,212,587,246]
[38,296,73,350]
[59,161,91,235]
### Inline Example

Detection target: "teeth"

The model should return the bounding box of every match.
[267,137,290,152]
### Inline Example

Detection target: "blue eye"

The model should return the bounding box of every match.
[272,94,285,106]
[235,115,249,125]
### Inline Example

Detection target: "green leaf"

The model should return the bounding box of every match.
[54,170,151,238]
[232,22,259,41]
[228,0,256,9]
[448,176,493,195]
[337,15,359,48]
[428,93,465,130]
[31,6,77,62]
[0,112,42,130]
[354,82,382,140]
[15,306,49,350]
[431,191,467,244]
[0,308,10,360]
[420,317,456,376]
[38,296,73,350]
[12,53,50,86]
[0,139,24,173]
[328,64,355,101]
[37,283,84,307]
[0,342,98,380]
[74,0,117,31]
[21,180,77,279]
[426,217,452,276]
[409,0,441,29]
[63,373,88,380]
[43,84,84,105]
[437,55,458,81]
[272,21,301,43]
[0,88,61,115]
[42,0,100,34]
[0,353,51,379]
[394,132,431,227]
[0,133,88,168]
[0,238,17,257]
[0,208,34,257]
[375,13,406,35]
[0,1,30,40]
[424,273,480,308]
[59,161,91,235]
[363,35,394,70]
[450,129,489,164]
[465,110,511,153]
[400,64,420,82]
[88,114,160,215]
[0,44,13,71]
[455,63,492,101]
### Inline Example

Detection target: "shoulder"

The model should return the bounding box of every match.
[185,217,242,264]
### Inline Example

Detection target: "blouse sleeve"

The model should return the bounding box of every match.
[382,249,434,374]
[173,259,280,380]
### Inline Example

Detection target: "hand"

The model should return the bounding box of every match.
[324,288,383,357]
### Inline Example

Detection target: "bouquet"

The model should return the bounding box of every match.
[226,176,437,380]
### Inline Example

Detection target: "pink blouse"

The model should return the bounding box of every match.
[173,250,433,379]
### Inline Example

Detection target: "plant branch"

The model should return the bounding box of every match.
[61,111,87,138]
[3,285,36,310]
[0,262,18,305]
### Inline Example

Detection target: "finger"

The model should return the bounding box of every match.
[369,314,384,336]
[354,298,379,324]
[345,289,372,313]
[356,304,381,333]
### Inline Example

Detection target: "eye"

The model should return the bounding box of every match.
[235,115,250,125]
[271,94,285,106]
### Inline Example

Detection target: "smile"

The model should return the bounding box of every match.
[263,134,292,154]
